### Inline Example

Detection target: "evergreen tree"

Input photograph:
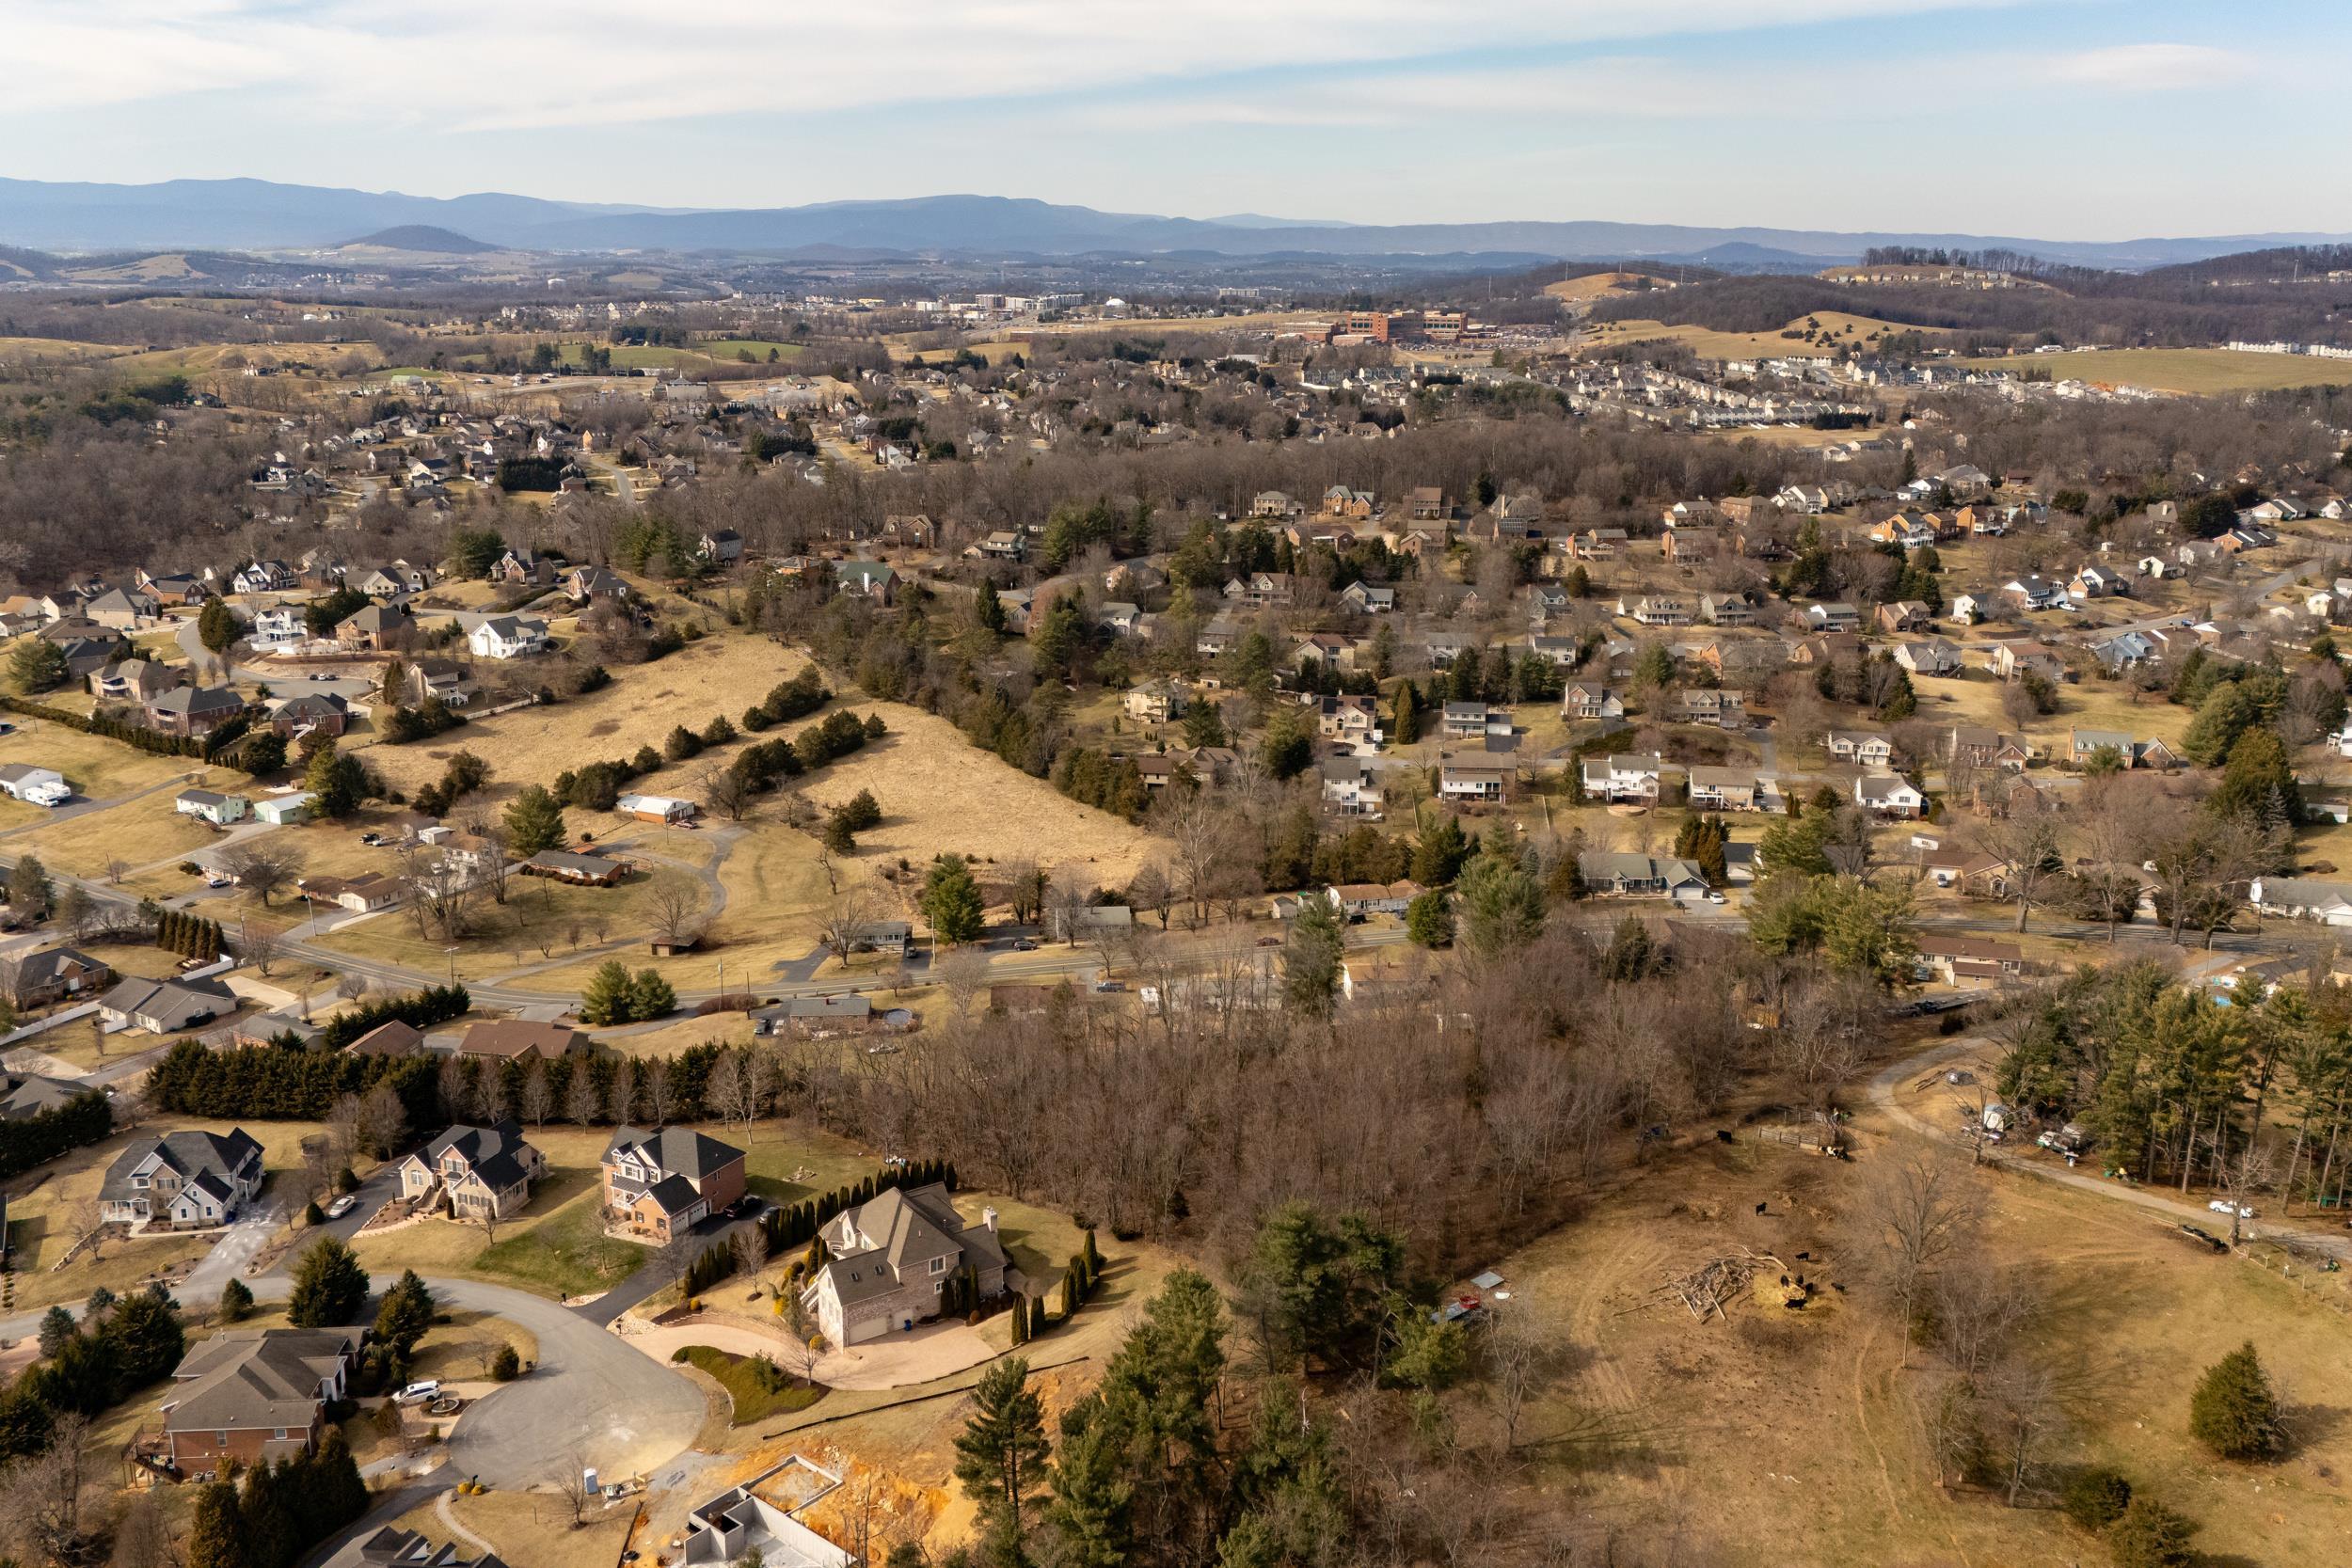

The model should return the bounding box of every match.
[198,594,240,653]
[630,968,677,1018]
[1455,850,1545,959]
[1409,816,1470,885]
[219,1276,255,1323]
[7,636,69,692]
[974,578,1007,635]
[1282,895,1345,1021]
[1180,699,1227,750]
[953,1355,1053,1558]
[36,1305,75,1358]
[2108,1497,2199,1568]
[2189,1340,2284,1459]
[373,1270,435,1357]
[104,1285,185,1388]
[287,1235,370,1326]
[1045,1393,1135,1568]
[302,740,365,818]
[1405,888,1454,947]
[921,854,987,945]
[242,1456,299,1568]
[307,1428,371,1537]
[580,958,638,1025]
[1391,681,1421,745]
[187,1479,248,1568]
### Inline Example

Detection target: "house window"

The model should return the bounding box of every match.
[930,1256,948,1275]
[276,1429,287,1440]
[933,1282,945,1296]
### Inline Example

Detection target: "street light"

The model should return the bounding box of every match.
[444,945,460,984]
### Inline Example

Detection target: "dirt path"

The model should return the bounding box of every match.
[1868,1037,2352,1261]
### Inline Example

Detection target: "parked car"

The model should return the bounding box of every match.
[205,874,232,889]
[326,1195,357,1219]
[1011,938,1037,951]
[394,1381,441,1405]
[1705,891,1726,903]
[2207,1199,2256,1219]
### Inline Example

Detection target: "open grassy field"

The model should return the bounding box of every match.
[1583,311,1952,361]
[5,784,235,878]
[1962,347,2352,395]
[314,859,691,983]
[3,1119,332,1311]
[0,718,208,822]
[1911,666,2190,759]
[351,633,803,801]
[1478,1095,2352,1567]
[1544,270,1677,304]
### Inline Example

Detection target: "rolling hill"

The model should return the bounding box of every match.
[341,224,499,254]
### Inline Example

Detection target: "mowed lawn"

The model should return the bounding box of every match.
[1962,347,2352,395]
[4,1120,337,1311]
[350,1119,895,1300]
[0,719,209,827]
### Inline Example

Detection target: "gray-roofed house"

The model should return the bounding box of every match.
[161,1327,354,1474]
[98,974,238,1035]
[601,1126,748,1245]
[679,1457,854,1568]
[100,1127,264,1229]
[802,1181,1009,1347]
[398,1120,545,1220]
[4,945,112,1009]
[322,1526,509,1568]
[1,1068,91,1121]
[1577,852,1711,898]
[175,787,250,826]
[145,685,246,737]
[751,994,876,1039]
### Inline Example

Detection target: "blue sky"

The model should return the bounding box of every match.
[5,0,2345,237]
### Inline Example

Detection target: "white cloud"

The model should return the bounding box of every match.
[2041,42,2256,90]
[0,0,2030,129]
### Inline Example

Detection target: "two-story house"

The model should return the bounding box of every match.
[802,1181,1010,1347]
[399,1121,545,1221]
[467,615,549,660]
[600,1126,748,1245]
[99,1128,264,1229]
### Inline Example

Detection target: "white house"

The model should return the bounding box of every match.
[2251,877,2352,927]
[467,615,549,660]
[1854,774,1926,817]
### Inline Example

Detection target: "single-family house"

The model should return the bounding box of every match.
[0,764,70,806]
[1892,638,1963,676]
[457,1020,588,1063]
[468,615,548,660]
[1438,760,1513,802]
[398,1121,545,1221]
[1339,581,1396,614]
[174,788,248,826]
[98,974,238,1035]
[1854,774,1926,817]
[1805,602,1861,633]
[1581,753,1674,803]
[617,792,698,825]
[677,1459,855,1568]
[564,564,634,602]
[802,1182,1009,1347]
[161,1328,354,1476]
[1685,768,1782,814]
[99,1128,263,1229]
[2068,729,2178,769]
[4,946,112,1010]
[750,994,878,1040]
[521,849,624,886]
[1672,689,1745,728]
[1825,730,1897,768]
[145,686,246,737]
[1917,934,2026,985]
[1562,683,1624,721]
[601,1126,748,1244]
[1577,852,1710,898]
[832,562,898,603]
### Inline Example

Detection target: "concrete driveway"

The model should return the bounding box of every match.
[814,1318,994,1390]
[182,1204,286,1301]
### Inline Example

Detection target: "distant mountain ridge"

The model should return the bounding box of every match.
[0,177,2345,271]
[342,224,498,254]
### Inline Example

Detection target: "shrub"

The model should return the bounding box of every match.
[2059,1465,2132,1531]
[490,1343,521,1382]
[2107,1497,2197,1568]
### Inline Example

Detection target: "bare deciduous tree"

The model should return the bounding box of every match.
[220,839,306,908]
[644,873,705,950]
[1847,1147,1980,1355]
[520,1059,553,1127]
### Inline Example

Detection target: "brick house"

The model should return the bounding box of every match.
[600,1126,747,1245]
[161,1328,354,1476]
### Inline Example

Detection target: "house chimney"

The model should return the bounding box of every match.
[982,1206,999,1233]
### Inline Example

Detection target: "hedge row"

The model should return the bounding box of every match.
[0,1088,111,1180]
[313,984,471,1051]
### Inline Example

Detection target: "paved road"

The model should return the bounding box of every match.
[181,1203,286,1302]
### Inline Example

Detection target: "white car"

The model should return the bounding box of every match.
[2207,1199,2255,1220]
[394,1381,441,1405]
[326,1195,358,1219]
[1705,891,1726,904]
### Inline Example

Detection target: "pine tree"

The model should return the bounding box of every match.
[503,784,568,855]
[198,595,240,654]
[2190,1340,2283,1459]
[1031,1293,1048,1338]
[953,1355,1052,1555]
[1046,1393,1136,1568]
[1391,681,1421,745]
[219,1277,254,1322]
[187,1479,247,1568]
[1282,895,1345,1021]
[921,854,987,945]
[287,1235,370,1326]
[240,1457,298,1568]
[580,959,638,1025]
[974,578,1006,634]
[629,968,677,1019]
[308,1428,371,1536]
